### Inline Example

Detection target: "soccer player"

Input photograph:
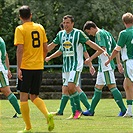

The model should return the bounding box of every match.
[14,5,54,132]
[82,21,127,117]
[47,15,106,119]
[0,37,21,118]
[45,44,95,119]
[105,12,133,117]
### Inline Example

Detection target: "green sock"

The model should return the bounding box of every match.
[126,100,133,105]
[70,91,82,111]
[90,87,102,114]
[110,87,126,112]
[8,93,21,114]
[70,97,76,115]
[58,94,69,114]
[79,91,90,110]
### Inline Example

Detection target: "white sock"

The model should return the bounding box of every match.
[127,105,132,114]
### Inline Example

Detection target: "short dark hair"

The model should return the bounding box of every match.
[83,21,97,31]
[63,15,74,22]
[19,5,31,19]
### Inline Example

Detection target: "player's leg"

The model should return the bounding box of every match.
[83,72,103,116]
[30,70,54,131]
[106,70,127,116]
[53,85,69,115]
[76,86,90,110]
[19,69,32,132]
[123,78,133,117]
[123,60,133,117]
[0,70,21,117]
[68,71,82,119]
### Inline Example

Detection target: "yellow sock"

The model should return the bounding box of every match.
[33,97,49,118]
[20,101,31,130]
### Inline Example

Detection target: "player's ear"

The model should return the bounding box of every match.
[30,13,32,19]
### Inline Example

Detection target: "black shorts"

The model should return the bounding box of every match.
[20,69,43,95]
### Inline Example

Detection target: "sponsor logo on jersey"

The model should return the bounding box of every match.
[63,41,72,49]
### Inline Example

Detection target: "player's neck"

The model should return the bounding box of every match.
[125,23,133,28]
[22,19,31,24]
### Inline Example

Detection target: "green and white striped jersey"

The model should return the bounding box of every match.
[95,29,116,72]
[0,37,7,70]
[53,28,89,72]
[117,26,133,61]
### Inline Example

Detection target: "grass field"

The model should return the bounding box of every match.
[0,99,132,133]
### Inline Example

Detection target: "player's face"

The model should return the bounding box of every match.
[63,18,74,33]
[85,28,95,36]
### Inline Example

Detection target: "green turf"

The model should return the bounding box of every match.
[0,99,132,133]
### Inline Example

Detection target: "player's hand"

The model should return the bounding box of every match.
[89,66,96,76]
[45,57,51,62]
[8,70,12,79]
[117,63,124,74]
[105,59,110,67]
[18,69,23,81]
[85,57,92,65]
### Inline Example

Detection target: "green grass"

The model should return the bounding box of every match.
[0,99,133,133]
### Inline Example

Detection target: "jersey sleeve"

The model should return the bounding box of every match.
[79,30,90,44]
[14,27,24,46]
[110,33,117,51]
[53,32,61,45]
[0,37,6,63]
[117,31,126,48]
[39,24,48,43]
[83,43,87,52]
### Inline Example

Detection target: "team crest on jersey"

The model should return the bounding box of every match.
[63,41,72,49]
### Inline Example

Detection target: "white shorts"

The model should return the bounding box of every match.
[0,69,9,88]
[62,71,81,86]
[124,59,133,82]
[96,70,116,85]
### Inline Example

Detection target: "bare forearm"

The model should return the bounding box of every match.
[116,52,121,64]
[110,50,119,61]
[84,52,93,67]
[49,50,62,60]
[5,53,10,70]
[48,43,57,52]
[17,46,23,69]
[86,40,104,61]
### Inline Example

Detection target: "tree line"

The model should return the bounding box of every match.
[0,0,133,65]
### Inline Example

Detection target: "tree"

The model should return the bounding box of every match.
[0,0,133,65]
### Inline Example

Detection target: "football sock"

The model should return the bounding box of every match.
[126,100,133,113]
[110,87,126,112]
[33,97,48,118]
[90,87,102,114]
[79,91,90,110]
[20,101,31,130]
[70,91,82,111]
[126,100,132,105]
[58,94,69,114]
[70,97,76,115]
[7,93,21,114]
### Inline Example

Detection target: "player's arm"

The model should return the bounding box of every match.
[105,45,121,66]
[85,40,106,62]
[43,42,48,59]
[45,50,62,62]
[84,51,93,68]
[16,44,23,80]
[5,53,12,79]
[115,52,123,73]
[84,51,96,75]
[47,42,58,52]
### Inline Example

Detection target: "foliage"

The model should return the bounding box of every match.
[0,0,133,65]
